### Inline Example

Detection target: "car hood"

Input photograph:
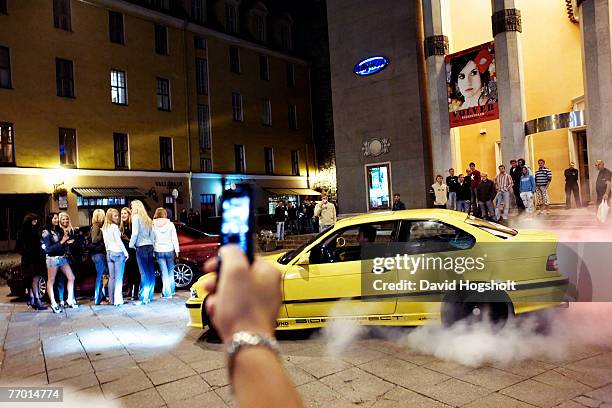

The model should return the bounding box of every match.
[510,229,558,242]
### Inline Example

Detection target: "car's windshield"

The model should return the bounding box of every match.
[277,229,329,264]
[465,216,517,239]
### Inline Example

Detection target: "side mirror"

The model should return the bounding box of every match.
[295,255,309,266]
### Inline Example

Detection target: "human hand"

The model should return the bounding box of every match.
[66,239,75,245]
[604,193,609,201]
[60,235,69,244]
[203,245,281,343]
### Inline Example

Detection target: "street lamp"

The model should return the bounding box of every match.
[172,188,179,221]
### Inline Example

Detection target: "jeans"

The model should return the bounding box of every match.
[156,251,176,298]
[470,188,479,214]
[446,192,457,211]
[136,245,155,303]
[520,192,535,214]
[478,200,495,220]
[107,251,126,305]
[305,217,313,233]
[91,253,107,305]
[495,191,511,220]
[458,200,471,213]
[276,222,285,240]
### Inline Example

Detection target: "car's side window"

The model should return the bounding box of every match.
[310,221,397,264]
[397,220,475,253]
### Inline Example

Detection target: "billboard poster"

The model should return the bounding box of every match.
[445,42,498,128]
[366,163,391,210]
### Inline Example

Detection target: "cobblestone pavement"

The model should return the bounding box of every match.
[0,285,611,408]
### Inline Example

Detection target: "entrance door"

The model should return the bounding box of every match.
[576,131,590,204]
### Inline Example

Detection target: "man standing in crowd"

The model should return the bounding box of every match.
[469,162,481,216]
[476,172,496,220]
[509,159,524,211]
[432,175,448,209]
[392,193,406,211]
[314,193,336,232]
[446,168,459,210]
[456,174,471,213]
[595,160,612,206]
[535,159,553,215]
[564,162,581,209]
[274,201,287,240]
[464,168,473,214]
[494,164,513,221]
[287,202,299,235]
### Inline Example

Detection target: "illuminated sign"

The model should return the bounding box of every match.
[366,163,391,211]
[353,56,389,76]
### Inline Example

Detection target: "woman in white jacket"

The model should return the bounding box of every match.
[152,208,180,298]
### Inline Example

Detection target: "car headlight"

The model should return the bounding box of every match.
[190,288,198,298]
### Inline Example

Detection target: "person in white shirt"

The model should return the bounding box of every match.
[102,208,129,306]
[432,175,448,208]
[152,208,180,298]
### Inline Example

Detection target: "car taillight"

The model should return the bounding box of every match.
[546,254,558,271]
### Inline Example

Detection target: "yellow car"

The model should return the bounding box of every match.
[186,209,568,331]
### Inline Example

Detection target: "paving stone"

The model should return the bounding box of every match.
[100,369,153,399]
[187,350,226,373]
[372,386,450,408]
[417,378,491,407]
[47,358,94,383]
[201,367,230,389]
[490,359,557,378]
[147,363,197,386]
[91,355,138,372]
[283,361,317,387]
[51,372,100,392]
[296,380,356,408]
[423,359,477,377]
[462,392,533,408]
[459,366,526,391]
[214,385,235,408]
[573,395,604,407]
[336,345,387,365]
[167,390,228,408]
[359,358,448,392]
[156,374,211,404]
[501,379,579,408]
[96,365,146,385]
[532,370,593,397]
[320,366,394,405]
[287,355,352,379]
[587,384,612,403]
[554,366,611,389]
[117,387,166,408]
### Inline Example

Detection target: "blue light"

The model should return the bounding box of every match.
[353,56,389,76]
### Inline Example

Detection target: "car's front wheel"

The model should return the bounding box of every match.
[38,276,47,300]
[173,263,196,289]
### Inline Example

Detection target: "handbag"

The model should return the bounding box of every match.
[597,199,609,223]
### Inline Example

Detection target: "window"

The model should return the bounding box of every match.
[234,144,245,173]
[286,62,295,87]
[0,122,15,165]
[0,0,7,15]
[264,147,274,174]
[110,69,127,105]
[154,24,168,55]
[225,2,238,34]
[280,24,292,51]
[291,150,300,176]
[195,58,208,95]
[254,14,266,42]
[53,0,71,31]
[198,104,210,149]
[262,98,271,126]
[194,36,206,49]
[398,220,475,253]
[56,58,74,98]
[59,128,76,167]
[200,157,212,173]
[232,92,243,122]
[0,46,11,89]
[156,77,170,111]
[160,136,173,170]
[229,46,240,73]
[288,104,298,130]
[191,0,205,23]
[259,55,269,80]
[109,11,125,44]
[113,132,129,169]
[150,0,170,10]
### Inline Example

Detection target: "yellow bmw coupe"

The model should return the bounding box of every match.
[186,209,569,331]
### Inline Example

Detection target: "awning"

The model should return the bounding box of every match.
[265,188,321,196]
[72,187,144,198]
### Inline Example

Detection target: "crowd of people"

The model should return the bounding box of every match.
[273,193,337,239]
[424,159,612,221]
[16,200,181,313]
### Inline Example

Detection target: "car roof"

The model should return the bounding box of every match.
[336,209,468,227]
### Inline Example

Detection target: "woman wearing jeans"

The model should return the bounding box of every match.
[102,208,129,306]
[152,208,180,298]
[89,209,107,305]
[129,200,156,305]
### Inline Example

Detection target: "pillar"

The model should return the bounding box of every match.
[423,0,452,178]
[578,0,612,201]
[491,0,527,165]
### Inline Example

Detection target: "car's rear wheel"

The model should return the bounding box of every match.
[441,291,512,328]
[173,263,195,289]
[38,276,47,301]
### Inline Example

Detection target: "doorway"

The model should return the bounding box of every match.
[575,131,590,204]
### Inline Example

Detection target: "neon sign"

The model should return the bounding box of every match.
[353,56,389,76]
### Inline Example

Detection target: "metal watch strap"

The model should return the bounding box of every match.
[227,331,280,377]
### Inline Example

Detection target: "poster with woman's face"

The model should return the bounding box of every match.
[445,42,498,128]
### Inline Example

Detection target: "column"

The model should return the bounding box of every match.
[578,0,612,201]
[423,0,451,178]
[491,0,527,165]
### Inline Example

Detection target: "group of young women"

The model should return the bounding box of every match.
[20,199,180,313]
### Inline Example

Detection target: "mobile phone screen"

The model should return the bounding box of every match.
[220,195,251,254]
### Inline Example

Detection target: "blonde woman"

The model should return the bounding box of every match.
[56,212,77,307]
[129,200,155,304]
[102,208,129,306]
[152,208,180,298]
[90,209,107,305]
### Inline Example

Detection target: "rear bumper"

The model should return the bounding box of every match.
[185,298,204,329]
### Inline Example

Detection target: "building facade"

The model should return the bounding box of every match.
[0,0,316,249]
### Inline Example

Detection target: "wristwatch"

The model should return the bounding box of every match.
[227,331,280,376]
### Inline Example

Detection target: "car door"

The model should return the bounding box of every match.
[283,221,399,318]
